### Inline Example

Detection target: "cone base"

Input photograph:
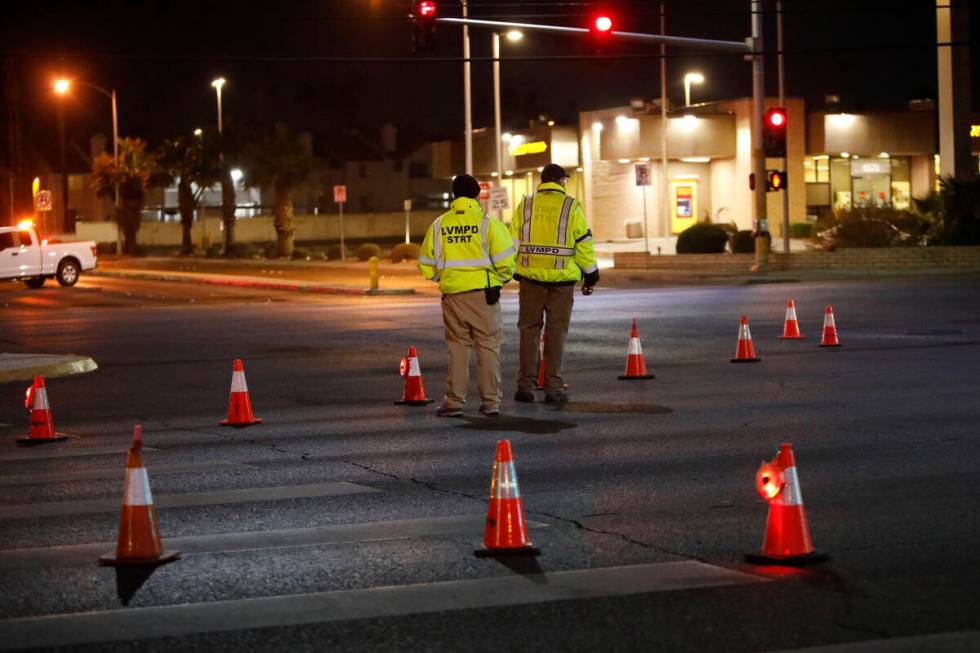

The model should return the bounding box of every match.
[731,358,761,363]
[16,433,70,447]
[98,550,181,567]
[474,546,541,558]
[745,550,829,566]
[394,399,435,405]
[219,418,262,428]
[819,343,841,348]
[779,335,806,340]
[618,374,655,380]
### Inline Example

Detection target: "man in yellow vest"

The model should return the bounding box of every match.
[510,164,598,404]
[419,174,517,417]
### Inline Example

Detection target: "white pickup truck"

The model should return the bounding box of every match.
[0,222,98,288]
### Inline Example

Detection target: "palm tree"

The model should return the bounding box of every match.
[243,124,323,257]
[157,135,221,254]
[91,138,157,255]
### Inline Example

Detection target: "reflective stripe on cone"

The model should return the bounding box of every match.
[17,376,69,446]
[395,346,434,406]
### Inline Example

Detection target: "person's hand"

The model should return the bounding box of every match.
[583,270,600,287]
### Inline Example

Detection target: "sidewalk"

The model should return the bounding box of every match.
[0,353,98,384]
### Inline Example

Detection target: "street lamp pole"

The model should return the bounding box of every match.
[58,100,67,234]
[211,77,225,135]
[778,0,790,255]
[462,0,473,174]
[492,32,503,216]
[751,0,769,272]
[659,2,670,249]
[683,72,704,107]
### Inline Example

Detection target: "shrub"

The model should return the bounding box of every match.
[813,205,928,249]
[261,242,278,259]
[205,244,223,258]
[676,223,729,254]
[292,247,312,260]
[326,244,349,260]
[225,242,259,259]
[390,243,421,263]
[934,175,980,245]
[789,222,814,239]
[728,230,771,254]
[356,243,382,261]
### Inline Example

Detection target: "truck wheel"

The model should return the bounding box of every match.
[23,276,46,289]
[56,258,80,287]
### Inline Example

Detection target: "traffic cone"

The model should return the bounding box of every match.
[219,359,262,427]
[16,376,69,446]
[475,439,539,557]
[535,332,546,390]
[99,425,180,567]
[746,442,828,566]
[394,346,434,405]
[731,316,761,363]
[618,319,655,380]
[779,299,806,339]
[819,305,841,347]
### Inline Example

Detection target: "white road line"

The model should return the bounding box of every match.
[0,561,764,650]
[765,631,980,652]
[0,515,548,570]
[0,461,254,486]
[0,445,158,462]
[0,482,380,520]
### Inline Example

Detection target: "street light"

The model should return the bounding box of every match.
[53,78,119,242]
[493,30,523,215]
[211,77,226,134]
[684,72,704,107]
[505,29,523,42]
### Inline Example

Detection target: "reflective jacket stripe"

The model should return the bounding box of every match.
[521,195,533,267]
[554,196,574,270]
[519,244,575,256]
[443,257,492,268]
[481,215,491,264]
[432,218,443,269]
[490,245,516,263]
[418,255,436,265]
[581,263,599,274]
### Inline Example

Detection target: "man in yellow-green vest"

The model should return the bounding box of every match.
[419,174,517,417]
[510,164,598,404]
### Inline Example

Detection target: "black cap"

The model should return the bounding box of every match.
[540,163,569,183]
[451,174,481,199]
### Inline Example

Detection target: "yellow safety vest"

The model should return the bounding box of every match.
[418,197,517,295]
[510,182,597,283]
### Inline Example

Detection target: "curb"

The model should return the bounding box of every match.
[90,269,416,296]
[0,354,98,384]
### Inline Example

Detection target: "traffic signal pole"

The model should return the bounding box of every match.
[462,0,473,174]
[777,0,790,255]
[750,0,769,272]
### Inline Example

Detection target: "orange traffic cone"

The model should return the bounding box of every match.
[99,425,180,567]
[475,439,539,557]
[618,319,655,380]
[819,305,841,347]
[395,346,434,405]
[746,442,828,565]
[535,332,546,390]
[16,376,69,446]
[731,315,761,363]
[219,359,262,427]
[779,299,806,339]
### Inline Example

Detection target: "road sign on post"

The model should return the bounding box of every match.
[488,186,509,212]
[634,163,651,187]
[333,185,347,260]
[634,164,651,262]
[34,190,53,212]
[403,199,412,244]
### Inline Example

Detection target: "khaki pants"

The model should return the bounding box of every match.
[517,281,574,395]
[441,290,503,411]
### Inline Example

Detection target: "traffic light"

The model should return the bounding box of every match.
[412,1,437,52]
[763,107,787,157]
[592,15,613,33]
[589,13,613,53]
[766,169,787,192]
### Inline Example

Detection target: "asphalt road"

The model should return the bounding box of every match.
[1,273,979,652]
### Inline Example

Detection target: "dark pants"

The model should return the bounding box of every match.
[516,281,574,395]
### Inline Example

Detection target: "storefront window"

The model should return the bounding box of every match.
[804,156,830,183]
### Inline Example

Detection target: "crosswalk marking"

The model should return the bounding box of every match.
[0,561,764,650]
[0,445,158,462]
[0,461,254,486]
[0,482,380,520]
[0,515,549,571]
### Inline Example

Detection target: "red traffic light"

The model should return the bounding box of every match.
[767,109,786,128]
[593,15,613,32]
[417,1,436,18]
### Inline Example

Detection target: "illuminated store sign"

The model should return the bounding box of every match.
[509,141,548,157]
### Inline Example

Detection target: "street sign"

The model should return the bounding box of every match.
[403,199,412,212]
[479,181,491,201]
[333,185,347,204]
[35,190,53,212]
[634,163,651,187]
[488,186,510,212]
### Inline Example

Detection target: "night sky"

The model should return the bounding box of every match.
[1,0,976,168]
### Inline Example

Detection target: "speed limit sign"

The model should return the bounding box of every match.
[35,190,53,212]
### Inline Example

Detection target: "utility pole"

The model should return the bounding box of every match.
[462,0,473,174]
[58,101,67,234]
[492,32,504,220]
[750,0,768,272]
[659,2,669,252]
[777,0,789,255]
[935,0,972,179]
